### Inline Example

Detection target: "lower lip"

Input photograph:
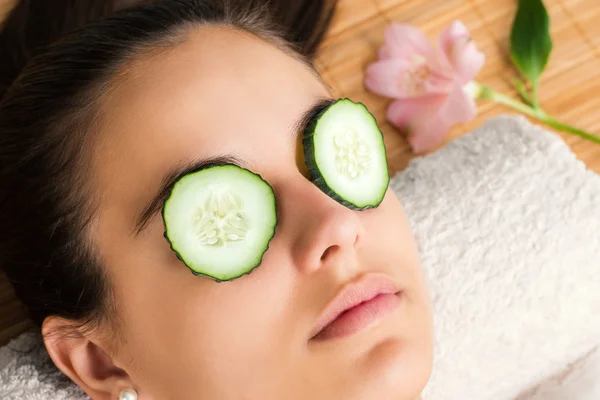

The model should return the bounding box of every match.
[314,293,401,341]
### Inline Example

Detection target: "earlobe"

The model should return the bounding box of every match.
[42,316,135,400]
[119,388,139,400]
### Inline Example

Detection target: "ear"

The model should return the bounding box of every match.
[42,316,136,400]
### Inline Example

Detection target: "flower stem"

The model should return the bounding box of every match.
[513,78,533,106]
[541,115,600,143]
[476,83,600,144]
[531,82,540,110]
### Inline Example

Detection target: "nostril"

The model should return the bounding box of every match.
[320,245,339,262]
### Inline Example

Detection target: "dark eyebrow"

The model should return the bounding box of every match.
[133,97,336,236]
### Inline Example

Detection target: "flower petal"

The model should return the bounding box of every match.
[439,81,477,124]
[451,41,485,83]
[439,21,470,55]
[387,96,451,153]
[378,23,454,83]
[365,59,453,98]
[387,96,441,127]
[381,24,436,60]
[365,59,411,98]
[439,20,485,83]
[424,71,455,94]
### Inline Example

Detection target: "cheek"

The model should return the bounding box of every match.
[361,189,419,263]
[359,188,434,376]
[112,236,295,397]
[371,189,432,311]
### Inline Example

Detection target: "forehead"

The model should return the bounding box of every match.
[98,26,326,151]
[91,26,327,240]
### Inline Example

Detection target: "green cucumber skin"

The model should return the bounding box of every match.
[162,165,277,282]
[302,98,390,211]
[163,231,275,283]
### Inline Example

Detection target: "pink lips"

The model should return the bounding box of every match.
[311,274,401,341]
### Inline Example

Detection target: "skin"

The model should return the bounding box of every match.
[43,27,433,400]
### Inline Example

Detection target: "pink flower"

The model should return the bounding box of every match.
[365,21,485,153]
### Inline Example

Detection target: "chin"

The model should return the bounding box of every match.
[353,335,432,400]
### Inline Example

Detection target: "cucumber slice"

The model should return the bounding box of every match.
[303,98,390,210]
[163,165,277,282]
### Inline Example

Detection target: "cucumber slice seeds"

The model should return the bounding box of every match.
[303,98,390,210]
[163,165,277,282]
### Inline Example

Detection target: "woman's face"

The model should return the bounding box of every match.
[91,28,433,400]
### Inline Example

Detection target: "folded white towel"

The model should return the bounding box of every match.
[392,116,600,400]
[0,331,87,399]
[520,348,600,400]
[1,116,599,399]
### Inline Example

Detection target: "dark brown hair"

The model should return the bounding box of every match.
[0,0,335,331]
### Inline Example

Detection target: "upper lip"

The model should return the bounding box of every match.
[310,273,401,339]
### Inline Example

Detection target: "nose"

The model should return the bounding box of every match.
[279,177,365,275]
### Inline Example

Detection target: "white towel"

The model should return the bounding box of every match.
[519,347,600,400]
[0,331,87,399]
[393,116,600,399]
[1,116,599,399]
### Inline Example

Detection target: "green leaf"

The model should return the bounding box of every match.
[510,0,553,87]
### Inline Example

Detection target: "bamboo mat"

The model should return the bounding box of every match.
[1,0,600,346]
[316,0,600,173]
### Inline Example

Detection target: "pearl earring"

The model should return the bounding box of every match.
[119,389,138,400]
